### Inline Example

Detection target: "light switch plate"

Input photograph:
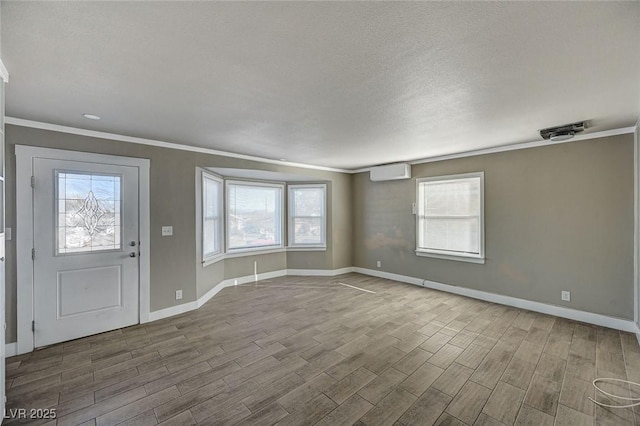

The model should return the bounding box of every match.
[162,226,173,236]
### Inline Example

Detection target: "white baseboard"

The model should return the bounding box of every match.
[10,267,340,343]
[148,267,358,322]
[148,269,290,322]
[353,268,424,286]
[148,300,199,322]
[248,269,289,282]
[198,268,290,306]
[5,343,17,357]
[8,266,639,353]
[287,267,354,276]
[21,265,636,349]
[354,267,639,333]
[196,280,233,309]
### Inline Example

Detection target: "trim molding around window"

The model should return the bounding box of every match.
[288,184,327,249]
[415,172,485,264]
[202,171,224,263]
[225,180,285,253]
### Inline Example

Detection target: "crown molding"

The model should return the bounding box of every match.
[351,126,636,174]
[5,117,635,174]
[4,117,350,174]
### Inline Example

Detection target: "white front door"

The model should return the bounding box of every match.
[32,158,140,347]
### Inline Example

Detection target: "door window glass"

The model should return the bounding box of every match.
[56,171,122,254]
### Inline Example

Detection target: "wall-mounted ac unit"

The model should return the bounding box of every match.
[370,163,411,182]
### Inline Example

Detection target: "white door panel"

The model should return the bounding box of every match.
[33,158,139,347]
[57,265,123,317]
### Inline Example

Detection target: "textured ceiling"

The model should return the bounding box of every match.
[2,2,639,169]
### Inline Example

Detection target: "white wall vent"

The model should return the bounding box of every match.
[370,163,411,181]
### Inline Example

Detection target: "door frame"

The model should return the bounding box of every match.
[15,145,151,355]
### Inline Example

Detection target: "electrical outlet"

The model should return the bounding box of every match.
[175,290,183,300]
[162,226,173,236]
[561,291,571,302]
[376,260,381,268]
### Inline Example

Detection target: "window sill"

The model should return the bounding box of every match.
[286,246,327,252]
[225,247,286,259]
[415,250,485,264]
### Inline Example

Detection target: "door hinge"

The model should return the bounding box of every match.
[31,176,35,188]
[32,248,35,261]
[32,321,35,332]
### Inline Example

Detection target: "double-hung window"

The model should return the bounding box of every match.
[226,180,284,251]
[202,172,223,261]
[288,184,326,248]
[416,172,484,263]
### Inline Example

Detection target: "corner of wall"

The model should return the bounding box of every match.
[349,172,358,269]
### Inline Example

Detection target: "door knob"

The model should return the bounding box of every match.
[129,241,137,246]
[129,252,137,258]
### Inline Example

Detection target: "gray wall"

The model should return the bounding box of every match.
[5,124,353,343]
[4,124,635,343]
[353,134,634,319]
[331,173,353,270]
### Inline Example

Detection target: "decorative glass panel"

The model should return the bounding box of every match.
[56,171,122,254]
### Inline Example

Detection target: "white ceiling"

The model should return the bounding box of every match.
[2,2,639,170]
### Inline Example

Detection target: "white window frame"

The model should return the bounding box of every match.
[225,179,285,254]
[288,184,327,249]
[415,172,485,264]
[202,171,224,263]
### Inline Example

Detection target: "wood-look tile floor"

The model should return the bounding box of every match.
[6,273,640,425]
